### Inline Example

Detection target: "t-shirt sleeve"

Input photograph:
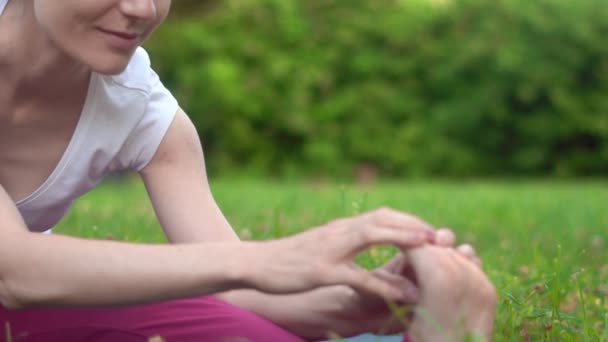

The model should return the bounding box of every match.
[118,69,179,172]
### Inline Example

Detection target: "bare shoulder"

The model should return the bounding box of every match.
[140,107,204,174]
[136,108,231,243]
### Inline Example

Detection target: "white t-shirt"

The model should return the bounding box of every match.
[15,49,178,232]
[1,1,179,232]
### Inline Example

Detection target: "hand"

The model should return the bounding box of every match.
[406,245,497,342]
[317,228,484,337]
[241,208,436,301]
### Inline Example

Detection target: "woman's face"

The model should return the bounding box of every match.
[33,0,171,75]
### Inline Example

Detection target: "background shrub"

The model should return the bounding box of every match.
[146,0,608,178]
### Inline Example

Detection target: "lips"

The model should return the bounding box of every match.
[99,27,139,39]
[97,28,142,50]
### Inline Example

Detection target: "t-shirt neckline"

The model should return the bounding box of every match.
[0,0,8,16]
[16,74,98,206]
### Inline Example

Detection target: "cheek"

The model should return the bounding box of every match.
[154,0,171,28]
[159,0,172,18]
[32,1,58,34]
[31,2,112,72]
[141,1,171,41]
[32,2,81,48]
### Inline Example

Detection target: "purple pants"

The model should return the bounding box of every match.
[0,296,307,342]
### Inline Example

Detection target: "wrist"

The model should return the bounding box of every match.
[299,285,359,339]
[206,242,254,291]
[323,285,395,338]
[225,241,261,290]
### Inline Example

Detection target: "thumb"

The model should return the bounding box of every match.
[372,269,420,304]
[332,264,406,302]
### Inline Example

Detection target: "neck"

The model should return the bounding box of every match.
[0,0,90,105]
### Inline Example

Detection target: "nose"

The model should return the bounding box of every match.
[119,0,157,21]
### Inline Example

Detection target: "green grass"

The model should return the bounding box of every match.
[54,177,608,341]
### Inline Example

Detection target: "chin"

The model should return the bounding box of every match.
[90,61,130,76]
[85,53,134,76]
[92,64,129,75]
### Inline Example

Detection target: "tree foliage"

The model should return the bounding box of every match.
[147,0,608,178]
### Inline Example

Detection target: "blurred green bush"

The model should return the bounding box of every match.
[146,0,608,178]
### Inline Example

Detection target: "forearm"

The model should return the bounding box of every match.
[217,286,354,341]
[0,231,247,309]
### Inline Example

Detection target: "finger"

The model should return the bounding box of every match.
[381,253,406,273]
[456,244,477,259]
[362,208,436,239]
[376,252,418,283]
[349,225,429,256]
[372,269,420,304]
[455,244,483,269]
[335,264,406,302]
[434,228,456,246]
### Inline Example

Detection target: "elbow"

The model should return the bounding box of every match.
[0,273,74,310]
[0,275,27,310]
[0,278,24,310]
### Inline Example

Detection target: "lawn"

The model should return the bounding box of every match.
[54,177,608,341]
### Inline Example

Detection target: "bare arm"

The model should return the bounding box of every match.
[0,109,432,313]
[0,178,424,314]
[140,108,435,339]
[139,108,348,338]
[0,184,247,309]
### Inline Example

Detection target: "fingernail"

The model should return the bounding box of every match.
[405,286,420,302]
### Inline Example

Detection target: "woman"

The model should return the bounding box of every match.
[0,0,497,341]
